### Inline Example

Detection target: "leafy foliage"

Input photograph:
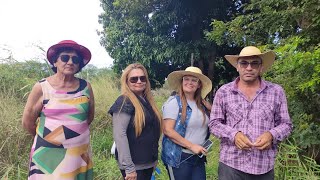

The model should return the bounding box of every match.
[98,0,239,89]
[206,0,320,48]
[265,37,320,153]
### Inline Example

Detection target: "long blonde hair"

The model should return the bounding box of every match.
[120,63,162,136]
[178,79,206,126]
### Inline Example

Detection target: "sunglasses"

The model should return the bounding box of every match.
[238,61,262,69]
[128,76,147,83]
[59,55,81,64]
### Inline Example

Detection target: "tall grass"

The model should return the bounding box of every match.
[275,140,320,180]
[90,75,122,179]
[0,93,29,179]
[0,67,319,179]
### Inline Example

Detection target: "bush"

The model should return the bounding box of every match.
[265,38,320,161]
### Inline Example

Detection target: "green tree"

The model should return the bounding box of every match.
[206,0,320,49]
[98,0,239,90]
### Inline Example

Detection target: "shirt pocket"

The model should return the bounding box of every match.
[258,103,275,130]
[226,103,244,128]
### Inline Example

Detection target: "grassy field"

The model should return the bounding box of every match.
[0,74,319,179]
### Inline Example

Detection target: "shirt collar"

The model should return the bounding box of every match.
[231,77,268,93]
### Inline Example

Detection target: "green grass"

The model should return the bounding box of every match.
[0,93,30,179]
[1,74,320,179]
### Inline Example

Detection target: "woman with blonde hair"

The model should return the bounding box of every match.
[161,66,212,180]
[108,63,162,180]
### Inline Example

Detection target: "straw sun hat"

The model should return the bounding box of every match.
[167,66,212,98]
[224,46,276,73]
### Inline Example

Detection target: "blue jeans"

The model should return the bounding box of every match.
[165,152,206,180]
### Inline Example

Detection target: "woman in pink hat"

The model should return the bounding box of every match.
[22,40,95,179]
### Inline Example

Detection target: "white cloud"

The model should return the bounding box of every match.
[0,0,113,68]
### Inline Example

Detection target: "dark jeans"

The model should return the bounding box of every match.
[165,152,206,180]
[120,167,154,180]
[218,162,274,180]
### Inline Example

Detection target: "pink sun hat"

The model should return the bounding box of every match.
[47,40,92,66]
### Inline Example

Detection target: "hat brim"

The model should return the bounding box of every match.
[47,43,91,66]
[225,51,276,73]
[167,71,212,98]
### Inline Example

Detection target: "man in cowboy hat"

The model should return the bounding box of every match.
[209,46,292,179]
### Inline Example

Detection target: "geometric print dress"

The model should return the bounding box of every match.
[28,78,93,180]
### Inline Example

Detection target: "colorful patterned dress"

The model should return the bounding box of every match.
[28,78,93,180]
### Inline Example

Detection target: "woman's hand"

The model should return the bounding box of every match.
[153,160,158,171]
[189,143,208,156]
[125,171,137,180]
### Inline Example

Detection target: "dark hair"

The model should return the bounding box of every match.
[50,47,85,73]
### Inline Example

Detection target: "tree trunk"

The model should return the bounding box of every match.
[198,59,204,71]
[207,48,216,101]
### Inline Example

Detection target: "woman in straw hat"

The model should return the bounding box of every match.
[108,63,162,180]
[161,66,213,180]
[22,40,95,179]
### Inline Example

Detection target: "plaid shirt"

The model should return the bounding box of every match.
[209,77,292,175]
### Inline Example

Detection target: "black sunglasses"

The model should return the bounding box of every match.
[128,76,147,83]
[59,55,81,64]
[238,61,262,69]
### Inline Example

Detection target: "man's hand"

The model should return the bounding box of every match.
[235,131,254,150]
[125,171,137,180]
[253,131,273,150]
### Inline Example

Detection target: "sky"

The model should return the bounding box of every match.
[0,0,113,68]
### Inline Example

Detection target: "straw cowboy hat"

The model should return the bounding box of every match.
[224,46,276,73]
[167,66,212,98]
[47,40,92,66]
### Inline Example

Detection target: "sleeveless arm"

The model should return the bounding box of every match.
[22,82,43,136]
[87,82,95,125]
